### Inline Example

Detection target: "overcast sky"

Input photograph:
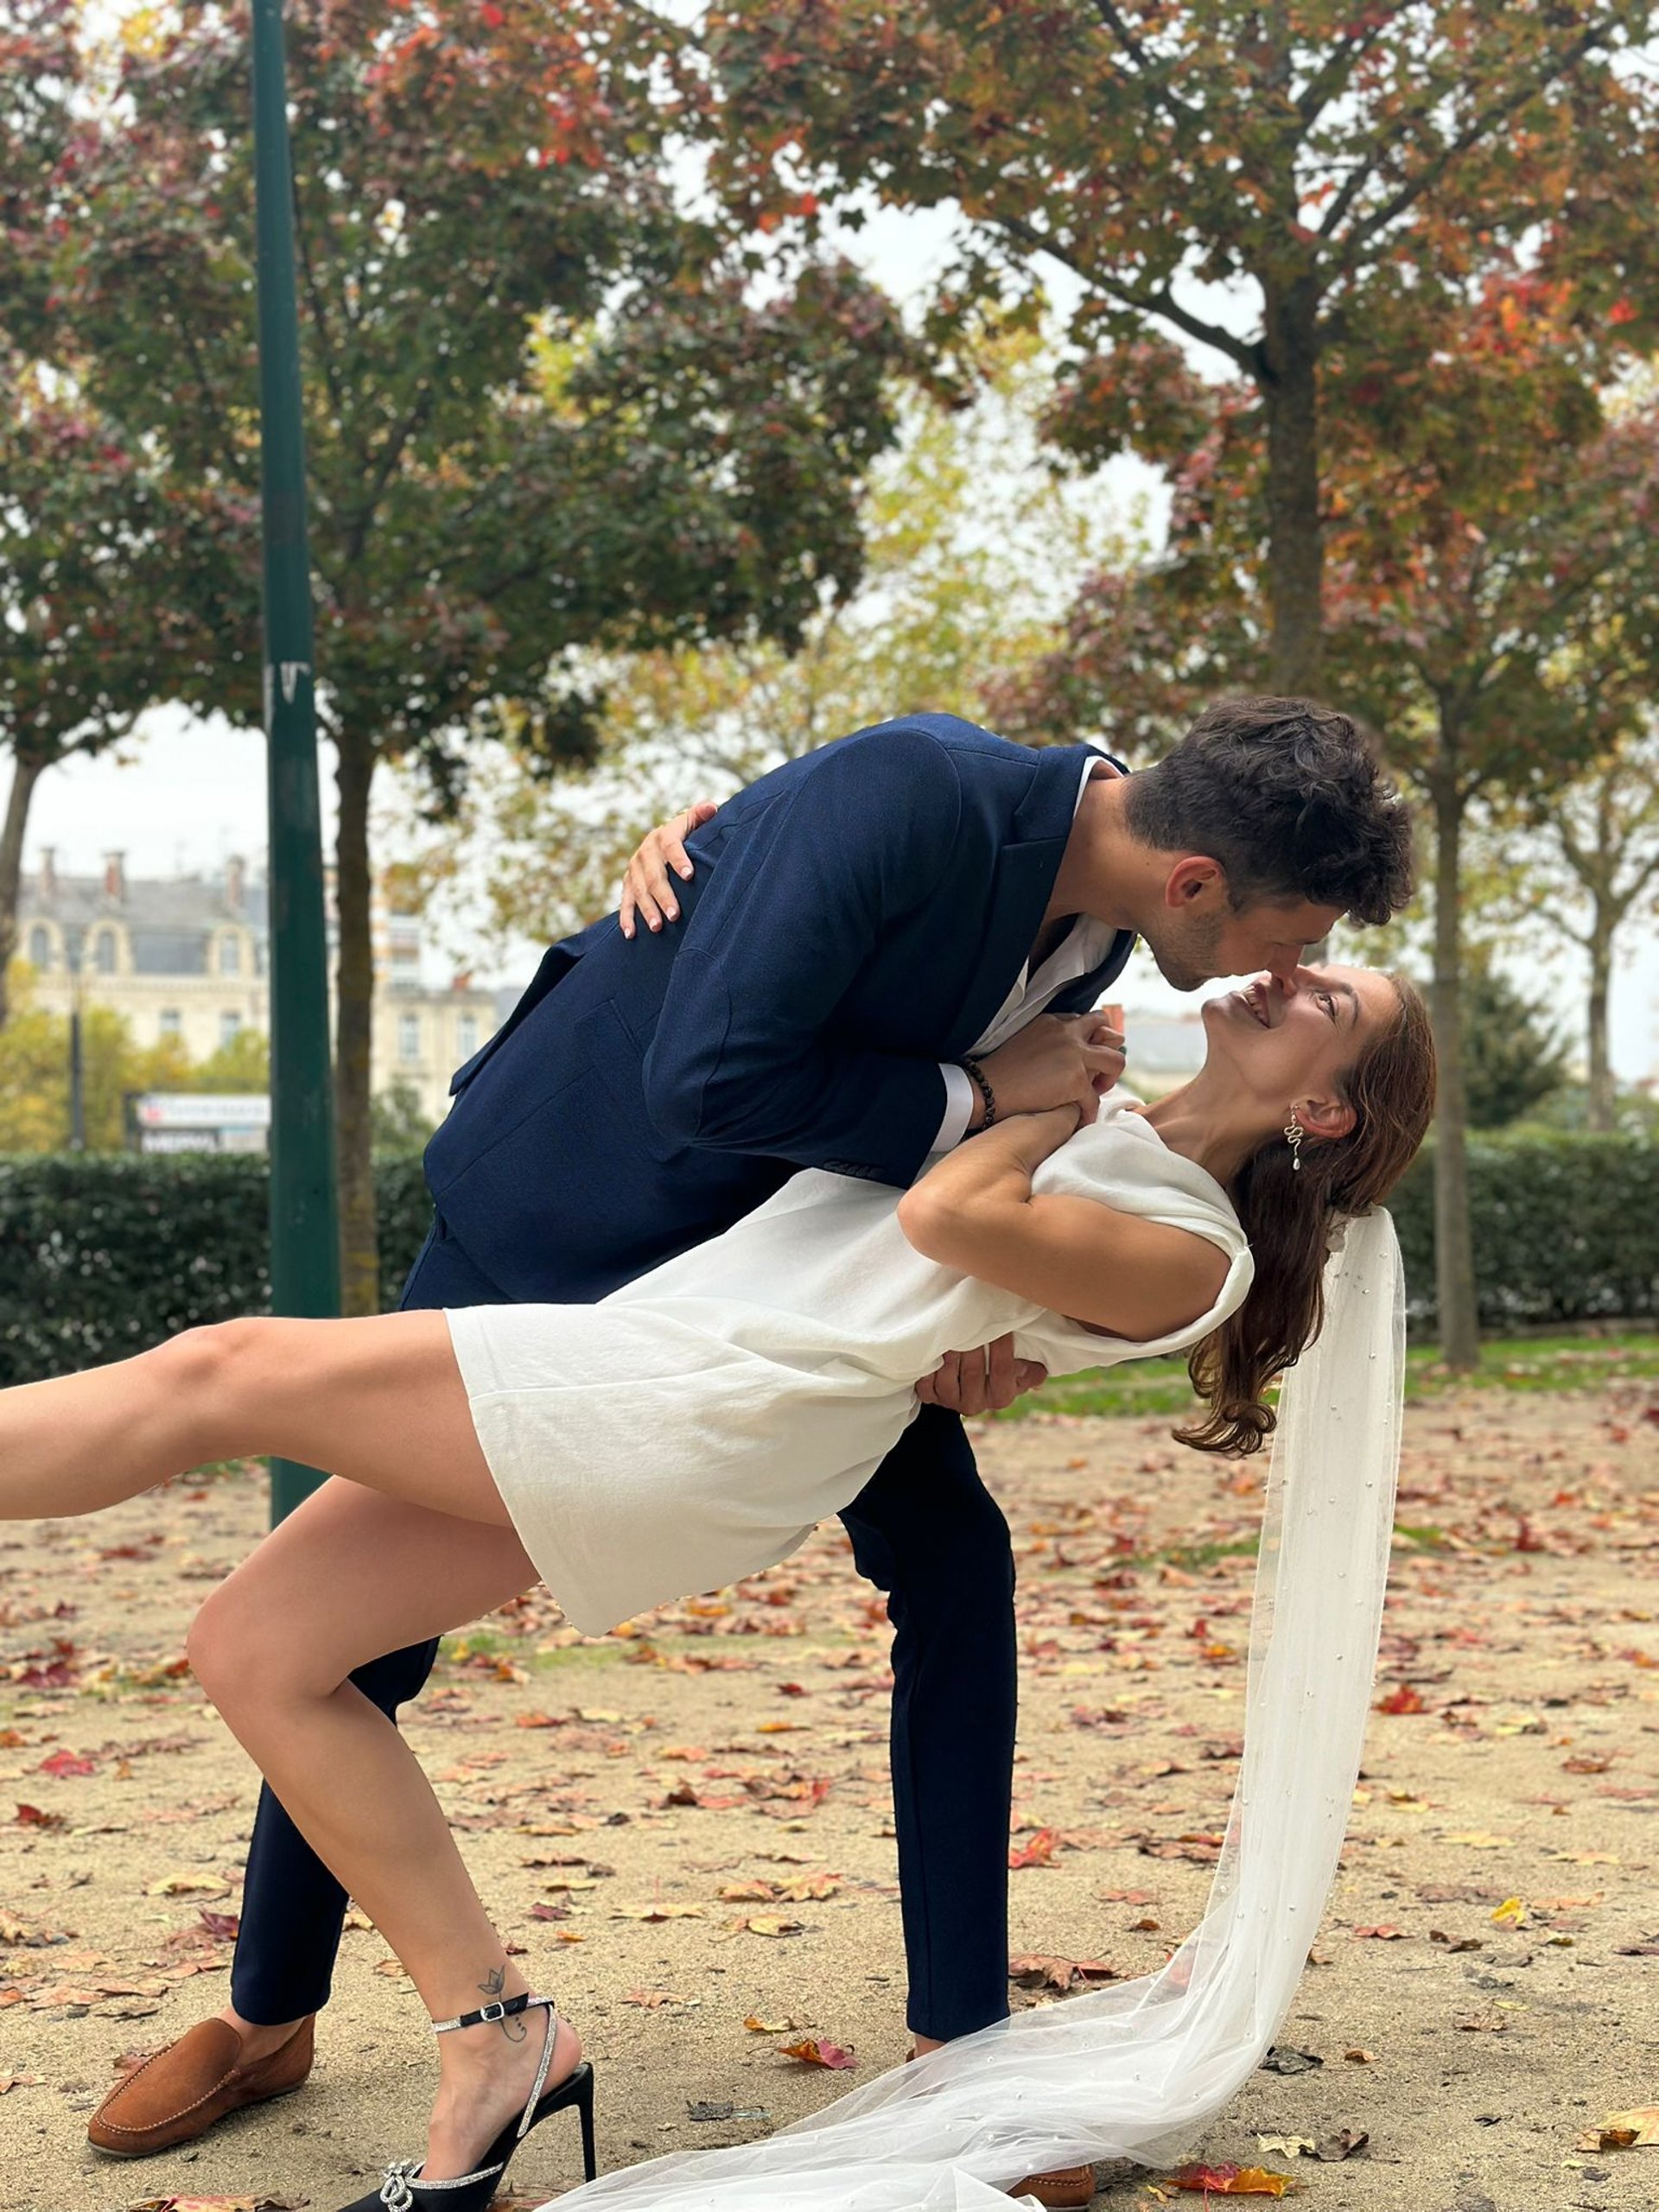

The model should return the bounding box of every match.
[20,173,1657,1077]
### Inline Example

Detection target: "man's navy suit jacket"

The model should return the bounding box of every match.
[423,715,1136,1305]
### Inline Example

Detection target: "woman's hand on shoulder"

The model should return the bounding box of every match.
[618,798,720,939]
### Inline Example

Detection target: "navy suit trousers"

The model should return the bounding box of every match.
[228,1224,1017,2042]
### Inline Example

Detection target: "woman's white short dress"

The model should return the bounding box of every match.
[445,1096,1252,1636]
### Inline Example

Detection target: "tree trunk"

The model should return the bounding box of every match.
[333,730,380,1316]
[1586,909,1615,1133]
[0,752,45,1033]
[1429,762,1479,1370]
[1260,274,1324,697]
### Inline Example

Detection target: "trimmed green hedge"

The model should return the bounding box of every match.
[0,1154,432,1387]
[1389,1131,1659,1331]
[0,1134,1654,1384]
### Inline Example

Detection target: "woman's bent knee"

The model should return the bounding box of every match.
[188,1580,321,1716]
[149,1316,266,1402]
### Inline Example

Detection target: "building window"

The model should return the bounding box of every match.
[159,1009,182,1040]
[92,927,118,974]
[27,925,51,969]
[398,1013,422,1064]
[219,1010,242,1050]
[455,1013,478,1058]
[219,932,242,976]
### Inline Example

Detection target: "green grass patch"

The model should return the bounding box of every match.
[997,1327,1659,1423]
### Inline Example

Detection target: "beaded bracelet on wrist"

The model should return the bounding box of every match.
[960,1054,997,1129]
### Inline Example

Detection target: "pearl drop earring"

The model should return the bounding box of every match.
[1284,1112,1304,1171]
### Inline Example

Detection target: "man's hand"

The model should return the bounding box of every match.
[976,1005,1126,1128]
[914,1333,1048,1414]
[619,798,721,939]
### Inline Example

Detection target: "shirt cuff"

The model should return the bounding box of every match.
[932,1062,976,1154]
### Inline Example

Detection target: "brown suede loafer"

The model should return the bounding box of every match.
[1007,2163,1095,2208]
[87,2013,315,2157]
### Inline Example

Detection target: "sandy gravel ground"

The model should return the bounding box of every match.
[2,1380,1657,2212]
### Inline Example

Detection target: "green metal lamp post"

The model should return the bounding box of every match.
[251,0,340,1527]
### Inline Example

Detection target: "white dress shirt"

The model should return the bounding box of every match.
[931,753,1123,1154]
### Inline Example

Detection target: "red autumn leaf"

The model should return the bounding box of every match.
[1008,1827,1058,1869]
[37,1749,96,1778]
[1166,2163,1296,2196]
[15,1803,63,1828]
[1376,1682,1427,1714]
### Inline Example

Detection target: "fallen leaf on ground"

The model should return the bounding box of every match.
[1258,2046,1323,2075]
[1313,2128,1369,2161]
[144,1875,230,1898]
[0,2071,42,2093]
[778,2037,855,2069]
[1008,1955,1119,1993]
[119,2198,308,2210]
[1375,1683,1427,1714]
[1165,2163,1298,2196]
[1581,2106,1659,2149]
[38,1749,96,1777]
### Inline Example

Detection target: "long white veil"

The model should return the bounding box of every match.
[539,1210,1407,2210]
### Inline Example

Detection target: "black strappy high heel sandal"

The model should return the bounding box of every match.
[335,1991,596,2211]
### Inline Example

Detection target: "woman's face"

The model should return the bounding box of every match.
[1199,963,1401,1130]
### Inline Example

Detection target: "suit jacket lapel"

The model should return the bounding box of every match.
[941,742,1103,1058]
[1052,927,1138,1016]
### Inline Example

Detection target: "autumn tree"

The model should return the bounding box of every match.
[0,10,206,1033]
[996,276,1659,1366]
[697,1,1659,690]
[48,1,912,1310]
[1505,725,1659,1131]
[391,349,1126,949]
[0,356,250,1033]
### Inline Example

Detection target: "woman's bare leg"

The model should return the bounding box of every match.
[0,1312,507,1524]
[0,1315,577,2177]
[188,1478,578,2181]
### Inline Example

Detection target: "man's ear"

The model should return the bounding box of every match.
[1299,1092,1357,1143]
[1163,855,1224,909]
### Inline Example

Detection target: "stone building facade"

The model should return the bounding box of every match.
[18,849,498,1130]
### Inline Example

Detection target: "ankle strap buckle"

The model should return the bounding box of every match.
[477,1999,507,2023]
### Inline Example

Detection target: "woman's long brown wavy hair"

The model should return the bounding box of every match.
[1176,976,1437,1457]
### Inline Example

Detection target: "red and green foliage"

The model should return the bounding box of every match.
[35,1,913,1308]
[0,361,243,1029]
[993,271,1659,1369]
[696,0,1659,686]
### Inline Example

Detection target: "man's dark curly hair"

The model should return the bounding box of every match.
[1122,696,1414,925]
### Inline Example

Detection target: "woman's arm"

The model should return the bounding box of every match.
[896,1109,1230,1341]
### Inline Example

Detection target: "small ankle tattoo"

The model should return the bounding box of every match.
[476,1965,527,2041]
